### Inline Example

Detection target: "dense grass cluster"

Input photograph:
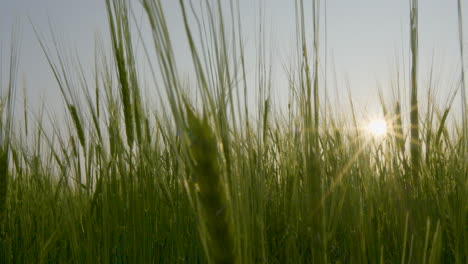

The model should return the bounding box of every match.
[0,0,467,263]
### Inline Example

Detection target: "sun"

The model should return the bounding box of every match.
[367,119,388,137]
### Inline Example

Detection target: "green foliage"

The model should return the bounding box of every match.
[0,0,466,263]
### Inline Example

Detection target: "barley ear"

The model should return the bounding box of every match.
[185,106,236,264]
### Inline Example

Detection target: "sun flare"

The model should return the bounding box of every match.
[367,119,388,137]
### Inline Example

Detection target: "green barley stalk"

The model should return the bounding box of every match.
[313,0,320,147]
[106,0,135,148]
[457,0,467,158]
[0,29,20,240]
[409,0,421,181]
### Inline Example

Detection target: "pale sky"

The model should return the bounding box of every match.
[0,0,466,124]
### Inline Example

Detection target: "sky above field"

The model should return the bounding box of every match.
[0,0,466,123]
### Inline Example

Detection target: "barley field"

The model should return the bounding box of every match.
[0,0,467,263]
